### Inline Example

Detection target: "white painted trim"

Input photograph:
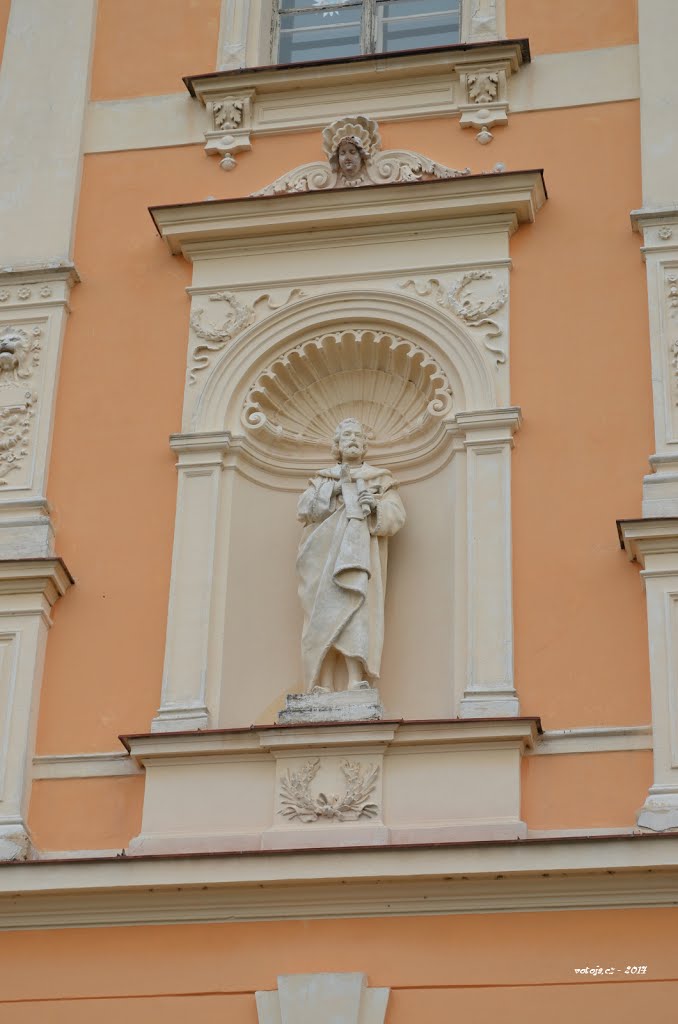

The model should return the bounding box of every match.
[28,726,652,779]
[531,725,653,756]
[82,46,639,156]
[33,753,141,779]
[3,836,678,928]
[217,0,252,70]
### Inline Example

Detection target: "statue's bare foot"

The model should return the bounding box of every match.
[348,680,371,691]
[311,685,333,695]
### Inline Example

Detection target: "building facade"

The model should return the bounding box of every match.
[1,0,677,1019]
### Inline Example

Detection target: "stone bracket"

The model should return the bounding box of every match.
[185,41,530,168]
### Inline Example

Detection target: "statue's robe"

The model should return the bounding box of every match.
[297,462,406,691]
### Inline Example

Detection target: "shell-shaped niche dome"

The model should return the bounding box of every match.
[241,328,454,447]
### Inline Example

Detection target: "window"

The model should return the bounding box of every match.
[276,0,462,65]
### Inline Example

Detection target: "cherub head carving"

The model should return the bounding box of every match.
[322,116,381,182]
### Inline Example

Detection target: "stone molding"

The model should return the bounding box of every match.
[30,724,653,781]
[630,210,678,515]
[124,718,537,855]
[0,264,79,558]
[3,835,678,929]
[0,557,72,860]
[83,46,640,156]
[150,170,544,734]
[217,0,508,71]
[185,41,529,168]
[151,170,546,257]
[256,973,389,1024]
[619,518,678,831]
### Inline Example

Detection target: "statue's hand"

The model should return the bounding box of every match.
[360,492,378,515]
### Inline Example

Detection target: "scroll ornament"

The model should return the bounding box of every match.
[189,288,306,384]
[252,114,470,196]
[280,759,379,823]
[400,271,508,366]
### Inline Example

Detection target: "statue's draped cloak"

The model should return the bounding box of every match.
[297,463,406,690]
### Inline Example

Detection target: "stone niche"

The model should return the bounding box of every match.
[127,152,546,854]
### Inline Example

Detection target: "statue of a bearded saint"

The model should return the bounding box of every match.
[296,419,406,694]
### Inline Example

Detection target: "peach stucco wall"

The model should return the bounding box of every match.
[506,0,638,55]
[31,75,650,843]
[90,0,222,101]
[1,909,676,1021]
[522,750,653,830]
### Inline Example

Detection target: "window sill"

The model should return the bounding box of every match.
[184,40,530,169]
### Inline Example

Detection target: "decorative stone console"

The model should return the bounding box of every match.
[124,717,538,855]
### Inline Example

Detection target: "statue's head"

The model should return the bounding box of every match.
[334,138,366,179]
[322,115,381,180]
[332,418,368,463]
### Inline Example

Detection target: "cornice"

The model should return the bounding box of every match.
[184,40,530,100]
[122,717,540,763]
[4,835,678,929]
[150,171,547,258]
[0,262,80,288]
[617,517,678,566]
[0,557,73,604]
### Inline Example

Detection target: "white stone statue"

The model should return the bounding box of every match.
[296,419,406,694]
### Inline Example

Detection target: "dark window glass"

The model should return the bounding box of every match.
[277,0,461,63]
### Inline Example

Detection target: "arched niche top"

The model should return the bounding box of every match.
[242,327,454,452]
[193,290,497,446]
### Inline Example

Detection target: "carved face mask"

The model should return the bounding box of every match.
[336,140,364,178]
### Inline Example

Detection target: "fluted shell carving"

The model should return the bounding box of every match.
[241,329,453,446]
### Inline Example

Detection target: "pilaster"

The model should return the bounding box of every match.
[458,408,521,717]
[0,559,72,859]
[619,520,678,830]
[0,0,93,860]
[152,434,232,733]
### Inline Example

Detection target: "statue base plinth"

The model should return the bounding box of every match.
[278,688,383,724]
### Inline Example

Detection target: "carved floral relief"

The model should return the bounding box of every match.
[188,288,306,384]
[0,392,36,484]
[279,759,379,823]
[400,270,508,366]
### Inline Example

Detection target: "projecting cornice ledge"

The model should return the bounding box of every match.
[183,41,530,165]
[150,170,547,258]
[618,517,678,569]
[2,835,678,929]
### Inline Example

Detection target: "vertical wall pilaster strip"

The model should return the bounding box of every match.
[629,1,678,830]
[0,0,94,857]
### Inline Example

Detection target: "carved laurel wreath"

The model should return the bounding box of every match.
[280,759,379,823]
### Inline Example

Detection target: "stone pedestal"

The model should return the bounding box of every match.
[278,689,383,724]
[125,718,537,856]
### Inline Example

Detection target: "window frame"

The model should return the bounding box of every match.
[271,0,464,66]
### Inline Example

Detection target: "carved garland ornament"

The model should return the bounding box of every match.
[280,759,379,823]
[0,392,36,484]
[253,114,470,197]
[400,272,508,366]
[241,328,454,445]
[667,273,678,320]
[188,289,306,384]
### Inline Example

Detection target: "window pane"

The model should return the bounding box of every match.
[378,0,458,14]
[279,10,362,63]
[279,0,361,12]
[378,4,461,51]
